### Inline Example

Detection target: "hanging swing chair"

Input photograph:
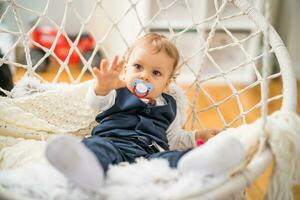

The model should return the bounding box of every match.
[0,0,299,199]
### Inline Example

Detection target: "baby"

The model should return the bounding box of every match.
[46,33,244,192]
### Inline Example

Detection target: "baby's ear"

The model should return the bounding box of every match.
[164,77,173,91]
[123,59,128,70]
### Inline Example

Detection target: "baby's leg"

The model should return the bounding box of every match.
[178,134,245,176]
[46,135,123,192]
[146,149,192,168]
[82,136,125,172]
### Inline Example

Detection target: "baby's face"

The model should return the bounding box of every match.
[124,43,174,99]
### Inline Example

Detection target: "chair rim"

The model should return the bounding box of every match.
[234,0,297,112]
[196,0,297,197]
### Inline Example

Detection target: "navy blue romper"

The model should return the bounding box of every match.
[83,87,190,172]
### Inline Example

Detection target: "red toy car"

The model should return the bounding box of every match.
[29,25,103,72]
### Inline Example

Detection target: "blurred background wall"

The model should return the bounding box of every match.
[275,0,300,79]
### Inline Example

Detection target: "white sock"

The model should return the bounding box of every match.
[45,135,104,192]
[178,134,245,176]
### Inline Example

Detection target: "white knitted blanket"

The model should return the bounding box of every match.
[0,77,98,142]
[0,76,188,145]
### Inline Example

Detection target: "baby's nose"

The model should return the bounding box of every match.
[140,73,150,82]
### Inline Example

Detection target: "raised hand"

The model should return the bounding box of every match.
[93,55,126,96]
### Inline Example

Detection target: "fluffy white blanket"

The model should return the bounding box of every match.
[0,139,230,200]
[0,76,188,143]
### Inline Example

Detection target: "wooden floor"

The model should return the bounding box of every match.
[14,62,300,199]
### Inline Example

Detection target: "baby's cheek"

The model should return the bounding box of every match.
[150,87,162,98]
[125,80,133,92]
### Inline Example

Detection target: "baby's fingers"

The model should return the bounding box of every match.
[111,55,125,72]
[116,58,126,72]
[212,129,221,135]
[100,59,109,73]
[208,129,220,137]
[92,67,101,78]
[110,55,119,70]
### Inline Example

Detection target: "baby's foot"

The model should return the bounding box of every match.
[178,134,245,176]
[45,135,104,192]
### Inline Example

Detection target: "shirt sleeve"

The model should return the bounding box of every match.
[166,110,196,150]
[85,82,116,112]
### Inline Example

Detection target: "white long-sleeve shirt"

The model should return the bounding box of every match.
[86,84,196,150]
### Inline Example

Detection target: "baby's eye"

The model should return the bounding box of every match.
[153,70,162,77]
[133,64,142,70]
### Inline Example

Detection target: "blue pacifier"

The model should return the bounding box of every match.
[132,79,153,98]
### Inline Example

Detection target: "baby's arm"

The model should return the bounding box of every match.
[167,116,220,150]
[85,55,126,111]
[86,84,116,111]
[167,112,196,150]
[166,84,221,150]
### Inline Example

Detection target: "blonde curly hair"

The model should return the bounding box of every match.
[124,32,180,80]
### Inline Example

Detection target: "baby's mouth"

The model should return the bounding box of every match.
[132,79,153,98]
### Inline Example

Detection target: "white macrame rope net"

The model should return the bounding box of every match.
[0,0,296,131]
[0,0,298,199]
